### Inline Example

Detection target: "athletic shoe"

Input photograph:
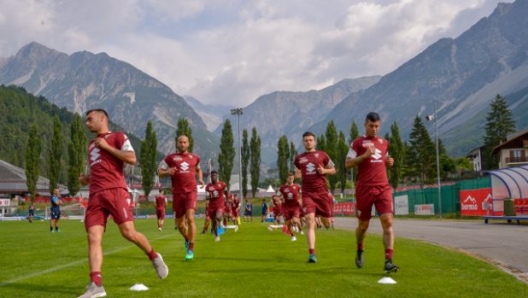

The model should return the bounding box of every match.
[158,227,162,232]
[355,250,364,268]
[300,231,304,235]
[77,282,106,298]
[200,230,206,234]
[215,236,221,242]
[234,225,239,232]
[185,250,194,260]
[291,236,297,242]
[267,225,273,231]
[152,253,169,279]
[308,254,317,263]
[384,259,399,273]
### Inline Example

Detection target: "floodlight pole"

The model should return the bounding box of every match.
[230,108,243,201]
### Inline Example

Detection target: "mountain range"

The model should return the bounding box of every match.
[1,0,527,167]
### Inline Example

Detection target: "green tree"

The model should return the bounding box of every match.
[349,120,360,145]
[218,119,235,190]
[176,118,194,152]
[241,129,250,198]
[325,121,339,192]
[348,120,360,182]
[140,121,158,198]
[67,114,87,197]
[48,117,63,194]
[277,135,290,183]
[25,124,41,201]
[336,131,349,194]
[250,127,261,197]
[406,116,435,185]
[289,141,297,172]
[316,135,326,151]
[388,122,404,189]
[483,94,516,170]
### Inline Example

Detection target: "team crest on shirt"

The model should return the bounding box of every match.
[315,153,319,158]
[379,139,384,144]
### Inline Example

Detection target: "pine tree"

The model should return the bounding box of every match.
[349,121,360,145]
[241,129,250,198]
[25,124,41,201]
[336,131,349,194]
[406,116,435,185]
[67,114,87,197]
[140,121,158,198]
[388,122,404,189]
[483,94,516,170]
[176,118,194,152]
[218,119,235,190]
[289,141,297,172]
[48,117,63,194]
[250,127,261,197]
[325,121,339,192]
[277,135,290,183]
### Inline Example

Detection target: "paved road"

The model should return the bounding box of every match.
[334,217,528,282]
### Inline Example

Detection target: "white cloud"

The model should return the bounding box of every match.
[0,0,514,107]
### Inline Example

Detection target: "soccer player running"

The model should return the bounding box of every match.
[158,135,204,260]
[278,172,302,241]
[294,131,336,263]
[204,170,227,241]
[155,189,167,231]
[78,109,168,298]
[49,188,61,232]
[345,111,399,273]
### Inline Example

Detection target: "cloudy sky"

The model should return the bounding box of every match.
[0,0,513,107]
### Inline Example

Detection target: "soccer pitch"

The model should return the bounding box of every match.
[1,218,527,297]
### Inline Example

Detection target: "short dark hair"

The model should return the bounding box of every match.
[86,108,109,119]
[288,172,295,177]
[302,131,316,138]
[210,170,218,175]
[365,112,380,122]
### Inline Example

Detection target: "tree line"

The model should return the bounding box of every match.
[1,85,514,200]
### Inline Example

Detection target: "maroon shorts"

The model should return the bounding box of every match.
[84,188,134,230]
[172,192,197,218]
[208,208,224,221]
[302,190,333,218]
[282,205,301,221]
[356,185,393,221]
[156,208,165,219]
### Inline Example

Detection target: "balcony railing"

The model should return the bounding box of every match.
[506,156,528,164]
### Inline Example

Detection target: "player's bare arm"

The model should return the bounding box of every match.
[196,167,205,188]
[79,174,90,186]
[345,145,375,168]
[94,137,137,165]
[317,164,336,175]
[294,168,302,179]
[157,167,176,177]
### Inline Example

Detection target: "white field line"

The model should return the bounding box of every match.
[0,234,174,287]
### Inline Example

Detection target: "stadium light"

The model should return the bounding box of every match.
[230,108,243,201]
[426,100,442,218]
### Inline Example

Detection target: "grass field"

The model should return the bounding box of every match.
[1,218,527,297]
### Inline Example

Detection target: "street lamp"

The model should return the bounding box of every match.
[426,101,442,218]
[230,108,243,201]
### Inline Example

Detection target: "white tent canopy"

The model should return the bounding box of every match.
[489,165,528,199]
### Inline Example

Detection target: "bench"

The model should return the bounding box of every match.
[482,215,528,224]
